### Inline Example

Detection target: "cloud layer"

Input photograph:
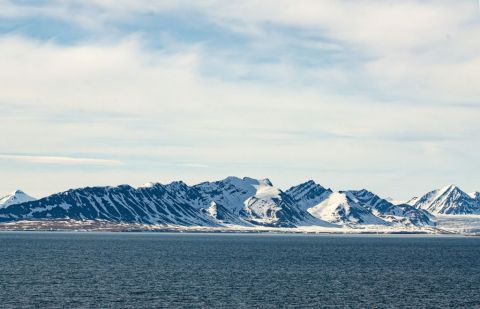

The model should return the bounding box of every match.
[0,0,479,198]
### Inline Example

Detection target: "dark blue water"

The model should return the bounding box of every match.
[0,233,479,308]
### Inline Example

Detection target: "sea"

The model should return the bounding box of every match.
[0,232,479,308]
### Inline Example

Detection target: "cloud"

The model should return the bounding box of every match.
[0,1,479,198]
[177,163,209,168]
[0,35,477,185]
[2,1,480,103]
[5,1,478,52]
[0,154,123,166]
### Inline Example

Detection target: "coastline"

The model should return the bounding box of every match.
[0,219,466,235]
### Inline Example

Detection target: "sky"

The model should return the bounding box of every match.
[0,0,479,199]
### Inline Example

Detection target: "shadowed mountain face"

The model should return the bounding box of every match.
[2,178,476,228]
[0,185,217,226]
[285,180,332,211]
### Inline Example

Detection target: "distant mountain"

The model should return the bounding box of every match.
[286,181,432,226]
[0,184,217,226]
[0,190,36,208]
[413,185,480,215]
[307,192,387,226]
[0,177,332,228]
[348,190,433,226]
[192,177,333,227]
[285,180,332,211]
[2,178,476,230]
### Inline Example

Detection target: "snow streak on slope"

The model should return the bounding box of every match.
[414,185,480,215]
[0,185,218,226]
[202,201,249,226]
[285,180,332,211]
[0,190,36,208]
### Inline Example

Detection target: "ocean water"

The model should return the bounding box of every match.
[0,233,479,308]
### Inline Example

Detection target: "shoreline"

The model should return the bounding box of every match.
[0,219,468,235]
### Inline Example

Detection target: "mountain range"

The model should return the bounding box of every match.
[0,177,478,231]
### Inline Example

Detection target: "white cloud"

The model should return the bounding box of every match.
[0,154,123,166]
[0,1,479,198]
[2,1,480,104]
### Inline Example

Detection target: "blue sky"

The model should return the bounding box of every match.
[0,0,479,199]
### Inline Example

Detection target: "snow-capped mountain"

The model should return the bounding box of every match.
[285,181,432,226]
[285,180,332,211]
[413,185,480,215]
[193,177,332,227]
[0,190,36,208]
[2,178,476,230]
[0,184,219,226]
[307,192,387,226]
[285,181,384,225]
[348,190,433,226]
[0,177,332,228]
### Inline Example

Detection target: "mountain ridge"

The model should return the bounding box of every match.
[1,179,478,230]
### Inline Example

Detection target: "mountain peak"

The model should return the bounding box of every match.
[240,176,272,186]
[307,191,386,226]
[285,180,331,211]
[441,184,459,192]
[300,180,324,189]
[259,178,273,186]
[167,180,188,186]
[414,184,478,215]
[139,182,160,188]
[0,190,37,208]
[288,180,326,191]
[220,176,273,187]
